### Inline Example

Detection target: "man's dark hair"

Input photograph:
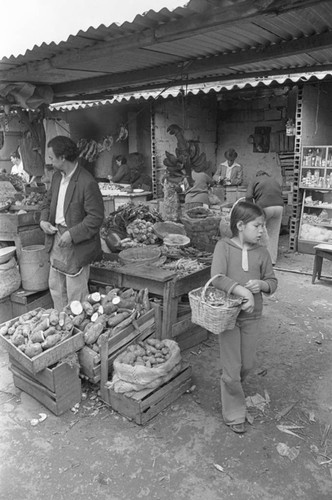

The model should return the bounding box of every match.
[115,154,127,165]
[47,136,79,162]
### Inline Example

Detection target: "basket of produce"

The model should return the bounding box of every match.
[188,274,244,334]
[119,246,161,266]
[163,234,190,247]
[153,221,186,239]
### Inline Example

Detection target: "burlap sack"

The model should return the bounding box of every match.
[0,257,21,300]
[109,339,181,393]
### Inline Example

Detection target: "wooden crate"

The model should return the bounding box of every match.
[0,295,13,324]
[11,289,53,317]
[78,304,161,384]
[101,362,192,425]
[9,356,81,416]
[0,316,84,375]
[89,261,210,350]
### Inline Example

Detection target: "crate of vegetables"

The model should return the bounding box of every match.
[100,338,192,425]
[74,289,161,384]
[0,308,84,375]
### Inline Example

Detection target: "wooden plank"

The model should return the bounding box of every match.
[171,313,194,337]
[173,266,211,297]
[11,365,81,415]
[80,304,160,384]
[0,327,84,374]
[176,326,208,351]
[104,364,192,425]
[140,373,192,425]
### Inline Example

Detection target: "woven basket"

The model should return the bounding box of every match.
[119,246,161,266]
[189,274,243,334]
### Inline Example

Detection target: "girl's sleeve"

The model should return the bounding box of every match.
[260,248,278,294]
[211,240,238,293]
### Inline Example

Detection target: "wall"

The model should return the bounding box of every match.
[216,86,297,185]
[302,82,332,146]
[153,94,218,192]
[57,102,152,179]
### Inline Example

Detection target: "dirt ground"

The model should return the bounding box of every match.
[1,235,332,500]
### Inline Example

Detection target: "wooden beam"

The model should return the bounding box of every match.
[50,31,332,98]
[0,0,325,83]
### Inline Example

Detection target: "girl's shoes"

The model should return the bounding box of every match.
[230,423,246,434]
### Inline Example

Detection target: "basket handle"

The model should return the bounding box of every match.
[201,274,246,304]
[201,274,225,301]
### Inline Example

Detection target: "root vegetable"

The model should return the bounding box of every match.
[12,332,25,347]
[49,309,60,326]
[87,292,101,304]
[59,311,66,327]
[70,300,84,316]
[72,311,86,327]
[112,311,137,334]
[31,317,50,334]
[84,323,104,344]
[103,302,118,315]
[25,343,43,358]
[82,301,94,316]
[43,327,57,338]
[111,297,136,309]
[30,331,45,343]
[77,318,91,332]
[0,324,9,336]
[90,312,99,323]
[41,333,62,350]
[107,311,131,328]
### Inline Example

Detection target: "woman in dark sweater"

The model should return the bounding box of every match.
[109,155,131,184]
[245,170,284,265]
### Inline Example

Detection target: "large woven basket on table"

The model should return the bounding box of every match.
[189,274,244,334]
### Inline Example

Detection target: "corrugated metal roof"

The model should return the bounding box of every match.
[1,0,332,104]
[50,70,332,111]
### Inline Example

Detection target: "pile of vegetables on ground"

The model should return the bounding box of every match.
[0,308,75,358]
[66,288,151,354]
[116,338,171,368]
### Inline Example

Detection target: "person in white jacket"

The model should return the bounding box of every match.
[10,151,30,183]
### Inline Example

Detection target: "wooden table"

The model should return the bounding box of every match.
[89,261,211,350]
[312,244,332,283]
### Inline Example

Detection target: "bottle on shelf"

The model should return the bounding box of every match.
[315,149,321,167]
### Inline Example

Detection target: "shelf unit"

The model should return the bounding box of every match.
[298,145,332,253]
[298,187,332,254]
[299,146,332,190]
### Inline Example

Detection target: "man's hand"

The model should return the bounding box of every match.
[40,221,58,235]
[58,231,72,248]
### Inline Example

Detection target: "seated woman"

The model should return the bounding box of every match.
[109,155,131,184]
[185,169,214,209]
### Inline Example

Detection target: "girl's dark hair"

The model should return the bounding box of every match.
[10,150,20,160]
[47,136,79,162]
[115,154,127,165]
[230,201,265,236]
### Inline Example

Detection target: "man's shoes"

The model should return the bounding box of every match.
[229,423,246,434]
